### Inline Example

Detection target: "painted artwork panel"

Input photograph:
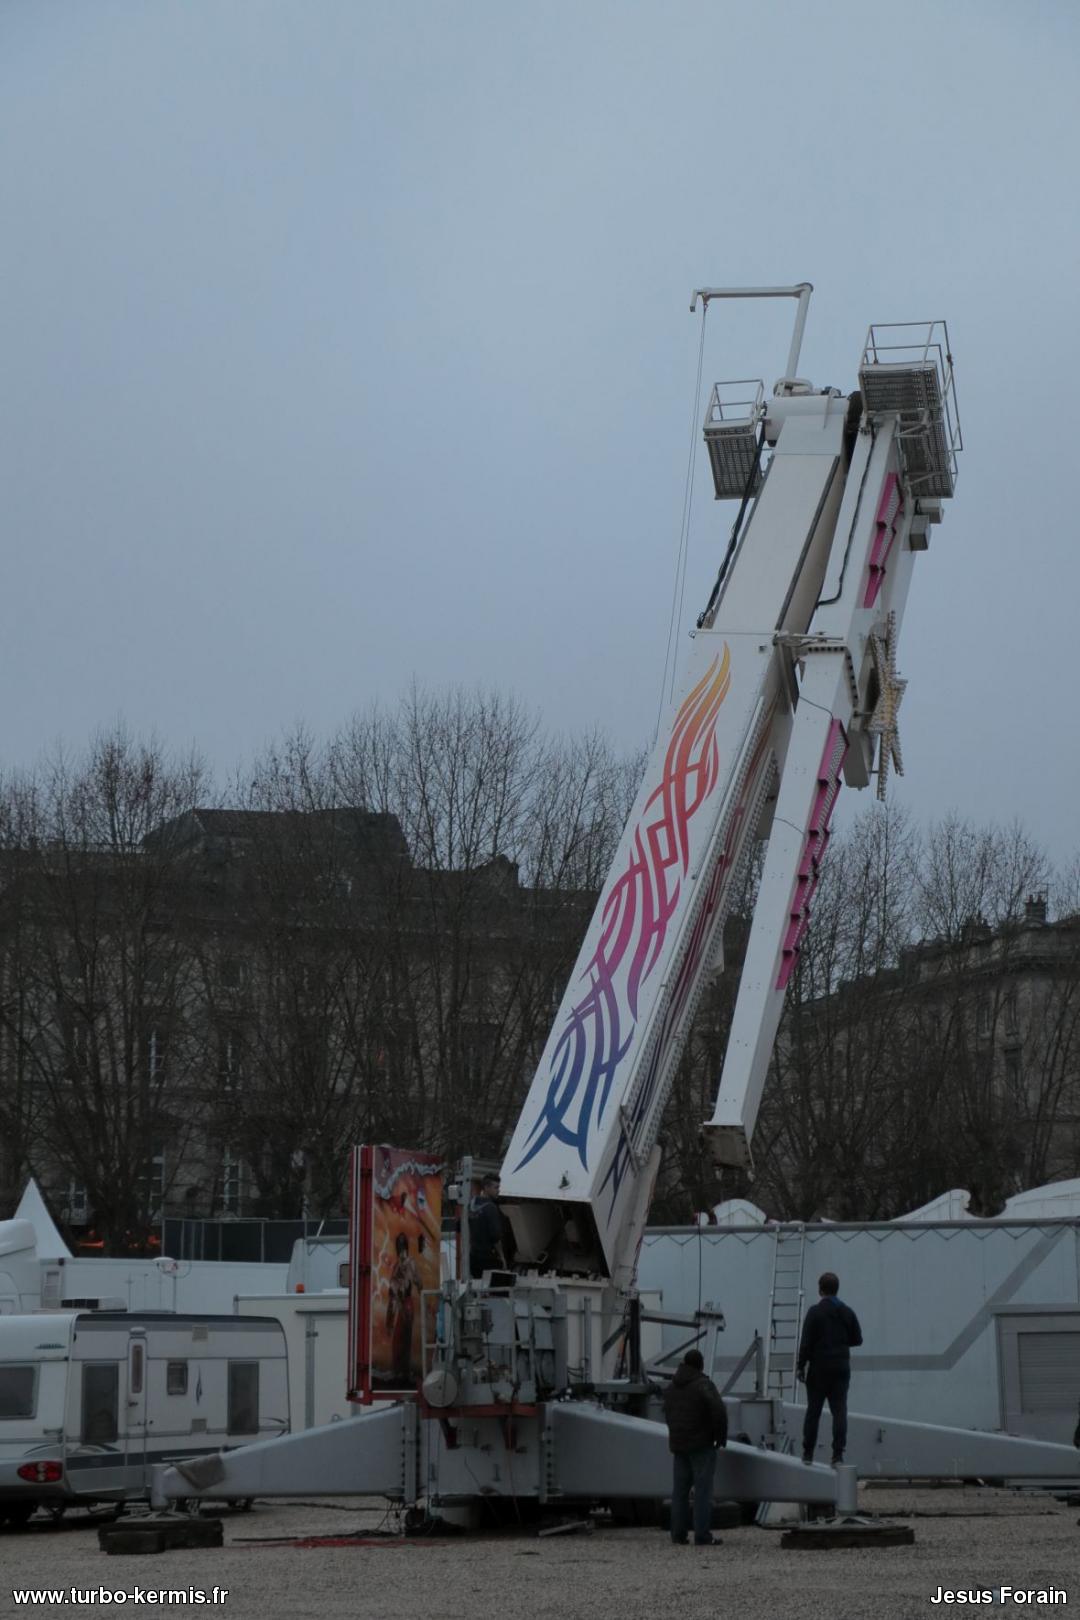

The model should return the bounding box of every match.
[370,1146,443,1394]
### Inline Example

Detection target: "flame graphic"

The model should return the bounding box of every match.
[515,649,731,1173]
[598,714,774,1215]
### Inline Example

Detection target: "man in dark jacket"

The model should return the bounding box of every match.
[661,1348,728,1545]
[797,1271,863,1465]
[467,1175,506,1279]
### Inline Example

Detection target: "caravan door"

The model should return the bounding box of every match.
[123,1328,148,1490]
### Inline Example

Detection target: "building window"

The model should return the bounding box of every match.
[142,1145,166,1222]
[977,999,992,1038]
[219,1030,245,1092]
[64,1007,102,1078]
[460,1021,499,1080]
[220,1150,245,1216]
[220,957,243,991]
[374,1022,412,1089]
[70,1018,92,1072]
[1004,992,1018,1036]
[147,1027,169,1081]
[64,1180,88,1224]
[1005,1050,1022,1092]
[166,1361,188,1396]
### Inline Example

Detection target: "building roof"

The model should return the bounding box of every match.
[150,807,412,865]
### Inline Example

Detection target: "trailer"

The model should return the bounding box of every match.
[0,1311,288,1526]
[639,1218,1080,1446]
[233,1292,353,1433]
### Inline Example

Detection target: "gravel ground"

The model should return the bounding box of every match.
[3,1487,1079,1620]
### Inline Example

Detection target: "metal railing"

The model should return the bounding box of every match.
[860,320,963,495]
[704,378,766,432]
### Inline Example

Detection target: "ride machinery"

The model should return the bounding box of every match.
[159,289,1079,1518]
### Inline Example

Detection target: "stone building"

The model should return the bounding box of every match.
[0,806,592,1249]
[752,896,1080,1220]
[5,789,1079,1248]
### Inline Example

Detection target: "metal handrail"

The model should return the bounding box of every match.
[860,320,963,494]
[704,378,766,429]
[691,284,814,384]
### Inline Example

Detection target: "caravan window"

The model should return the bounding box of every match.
[0,1365,36,1419]
[81,1363,119,1443]
[166,1361,188,1396]
[227,1361,259,1435]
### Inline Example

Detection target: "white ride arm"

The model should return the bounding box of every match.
[502,315,957,1266]
[501,389,853,1279]
[706,414,921,1166]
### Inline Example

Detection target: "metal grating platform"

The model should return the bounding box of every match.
[859,359,941,418]
[859,323,961,499]
[897,416,955,498]
[703,379,765,501]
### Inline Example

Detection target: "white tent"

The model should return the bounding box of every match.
[709,1198,769,1226]
[0,1220,37,1260]
[12,1178,72,1258]
[999,1178,1080,1220]
[894,1188,972,1222]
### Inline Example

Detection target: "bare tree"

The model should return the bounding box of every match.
[0,730,210,1248]
[750,804,919,1219]
[0,778,47,1214]
[903,817,1053,1212]
[746,812,1080,1220]
[328,690,624,1166]
[188,696,643,1209]
[197,737,401,1217]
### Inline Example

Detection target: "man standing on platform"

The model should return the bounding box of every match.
[797,1271,862,1466]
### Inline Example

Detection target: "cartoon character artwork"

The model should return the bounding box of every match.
[386,1230,422,1384]
[350,1145,443,1398]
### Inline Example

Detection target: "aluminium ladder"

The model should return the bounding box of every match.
[765,1224,806,1403]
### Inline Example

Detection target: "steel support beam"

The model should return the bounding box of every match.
[549,1402,838,1504]
[158,1405,408,1501]
[784,1404,1080,1480]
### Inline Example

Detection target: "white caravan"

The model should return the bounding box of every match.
[234,1292,352,1432]
[0,1311,288,1525]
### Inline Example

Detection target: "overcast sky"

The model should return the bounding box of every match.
[2,1,1078,866]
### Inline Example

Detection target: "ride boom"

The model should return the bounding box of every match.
[501,293,962,1281]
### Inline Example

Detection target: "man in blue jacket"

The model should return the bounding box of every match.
[797,1271,862,1466]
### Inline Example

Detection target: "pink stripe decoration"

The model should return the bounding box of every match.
[863,473,903,609]
[776,718,848,990]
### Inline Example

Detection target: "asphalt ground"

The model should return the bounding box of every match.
[2,1486,1079,1620]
